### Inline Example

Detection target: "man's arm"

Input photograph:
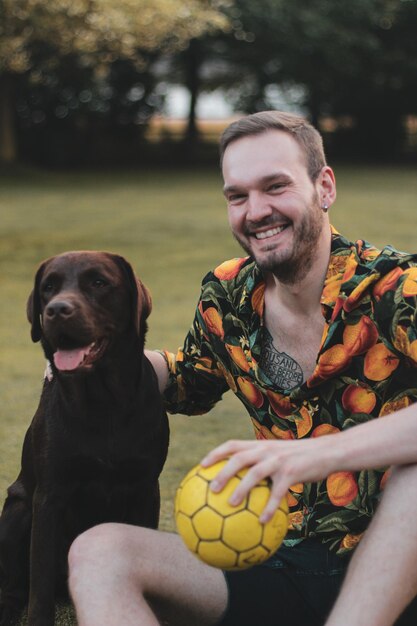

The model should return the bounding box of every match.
[202,402,417,522]
[325,462,417,626]
[145,350,169,394]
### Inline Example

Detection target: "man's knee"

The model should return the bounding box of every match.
[69,524,122,568]
[68,524,166,580]
[68,522,145,592]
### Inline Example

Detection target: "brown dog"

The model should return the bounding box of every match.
[0,252,169,626]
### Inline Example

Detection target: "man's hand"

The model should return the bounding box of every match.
[201,437,339,523]
[201,404,417,522]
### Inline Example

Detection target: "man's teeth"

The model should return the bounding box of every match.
[255,225,286,240]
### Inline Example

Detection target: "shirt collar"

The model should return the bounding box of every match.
[246,226,358,318]
[320,227,358,312]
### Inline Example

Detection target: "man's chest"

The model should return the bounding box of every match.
[258,314,325,390]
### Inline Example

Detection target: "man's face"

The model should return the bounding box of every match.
[222,130,329,284]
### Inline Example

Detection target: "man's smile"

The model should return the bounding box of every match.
[254,224,289,240]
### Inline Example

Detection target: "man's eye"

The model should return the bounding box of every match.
[228,194,246,203]
[268,183,284,192]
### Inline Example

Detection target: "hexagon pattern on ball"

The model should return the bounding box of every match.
[175,460,289,570]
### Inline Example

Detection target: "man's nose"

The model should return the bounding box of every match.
[246,192,273,222]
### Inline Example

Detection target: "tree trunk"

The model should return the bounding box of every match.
[0,73,18,164]
[183,39,203,152]
[187,78,199,145]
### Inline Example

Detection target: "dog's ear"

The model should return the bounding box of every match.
[112,255,152,335]
[136,278,152,323]
[27,261,47,343]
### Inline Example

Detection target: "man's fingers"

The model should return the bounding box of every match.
[214,456,277,505]
[200,441,291,516]
[259,486,288,524]
[200,440,251,467]
[208,451,255,493]
[227,463,271,505]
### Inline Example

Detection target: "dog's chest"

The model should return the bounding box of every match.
[61,453,155,524]
[63,446,155,486]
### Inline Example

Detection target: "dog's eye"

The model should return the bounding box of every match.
[42,283,54,293]
[91,279,108,288]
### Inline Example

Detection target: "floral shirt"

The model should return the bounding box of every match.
[163,228,417,555]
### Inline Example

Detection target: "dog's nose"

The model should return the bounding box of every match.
[45,300,75,319]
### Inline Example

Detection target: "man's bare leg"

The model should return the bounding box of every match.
[68,524,228,626]
[326,463,417,626]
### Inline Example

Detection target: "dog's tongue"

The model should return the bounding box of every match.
[53,346,91,371]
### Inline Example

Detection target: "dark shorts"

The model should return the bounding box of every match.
[217,540,348,626]
[217,539,417,626]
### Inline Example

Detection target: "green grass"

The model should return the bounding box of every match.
[0,163,416,623]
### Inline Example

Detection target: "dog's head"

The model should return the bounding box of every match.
[27,251,152,373]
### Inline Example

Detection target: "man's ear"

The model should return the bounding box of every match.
[112,254,152,335]
[27,261,47,342]
[317,166,337,208]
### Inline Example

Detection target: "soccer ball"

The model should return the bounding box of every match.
[175,460,289,570]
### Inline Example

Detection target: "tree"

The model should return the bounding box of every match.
[0,0,230,163]
[237,0,417,156]
[170,0,417,158]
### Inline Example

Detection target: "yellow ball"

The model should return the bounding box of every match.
[175,460,289,570]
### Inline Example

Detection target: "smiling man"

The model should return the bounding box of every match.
[67,111,417,626]
[222,128,331,283]
[221,124,335,394]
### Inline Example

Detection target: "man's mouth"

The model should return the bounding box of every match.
[254,224,289,240]
[53,339,108,371]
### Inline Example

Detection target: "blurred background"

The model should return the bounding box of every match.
[1,0,417,167]
[1,4,417,621]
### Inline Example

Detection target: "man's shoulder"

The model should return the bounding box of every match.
[198,257,260,312]
[332,229,416,269]
[370,243,417,268]
[353,241,417,312]
[348,234,417,277]
[359,242,417,282]
[202,256,256,287]
[326,231,416,313]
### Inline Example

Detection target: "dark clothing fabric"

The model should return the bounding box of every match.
[218,540,417,626]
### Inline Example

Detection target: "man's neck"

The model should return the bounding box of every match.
[264,226,332,316]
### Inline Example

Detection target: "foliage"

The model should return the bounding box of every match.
[165,0,417,157]
[0,0,231,163]
[0,0,230,73]
[2,0,417,162]
[217,0,417,115]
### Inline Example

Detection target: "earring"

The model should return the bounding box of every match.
[322,203,329,212]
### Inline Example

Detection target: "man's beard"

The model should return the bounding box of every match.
[233,191,324,285]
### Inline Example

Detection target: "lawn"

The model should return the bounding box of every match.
[0,163,416,623]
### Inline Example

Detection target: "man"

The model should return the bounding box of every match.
[68,111,417,626]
